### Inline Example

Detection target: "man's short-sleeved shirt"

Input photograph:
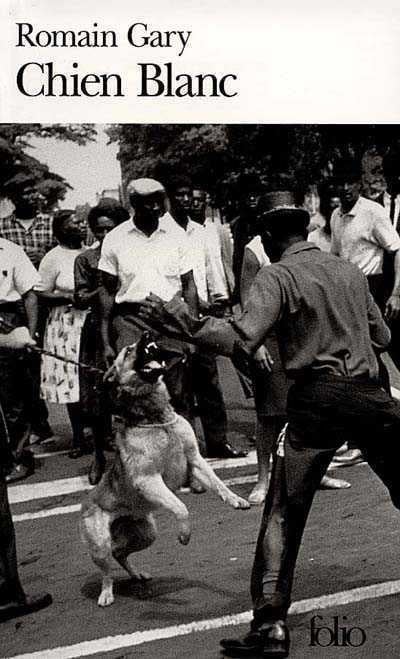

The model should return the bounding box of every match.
[330,195,400,276]
[98,216,193,304]
[0,214,56,268]
[0,237,40,303]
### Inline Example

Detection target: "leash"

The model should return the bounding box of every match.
[0,315,185,375]
[0,316,104,375]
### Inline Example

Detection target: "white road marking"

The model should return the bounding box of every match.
[10,579,400,659]
[8,476,91,504]
[13,504,81,523]
[8,452,257,505]
[32,449,70,459]
[11,475,258,523]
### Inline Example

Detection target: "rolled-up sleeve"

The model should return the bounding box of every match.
[98,236,118,277]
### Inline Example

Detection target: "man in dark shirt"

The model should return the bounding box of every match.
[139,192,400,658]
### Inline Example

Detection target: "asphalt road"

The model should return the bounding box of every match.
[4,357,400,659]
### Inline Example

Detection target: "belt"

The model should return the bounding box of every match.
[295,370,376,386]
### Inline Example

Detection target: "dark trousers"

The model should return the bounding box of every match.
[0,306,33,453]
[251,374,400,625]
[0,474,25,604]
[0,404,24,604]
[191,349,227,449]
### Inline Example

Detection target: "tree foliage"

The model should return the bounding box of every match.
[0,124,96,212]
[107,124,400,206]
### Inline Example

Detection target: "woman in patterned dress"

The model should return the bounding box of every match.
[35,210,88,458]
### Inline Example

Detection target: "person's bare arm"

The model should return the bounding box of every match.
[99,271,118,365]
[22,289,38,338]
[386,250,400,321]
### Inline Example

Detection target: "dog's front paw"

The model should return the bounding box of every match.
[229,495,251,510]
[97,590,114,607]
[178,521,191,545]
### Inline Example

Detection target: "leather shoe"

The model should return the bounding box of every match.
[221,621,289,657]
[5,461,34,484]
[0,592,52,622]
[208,443,248,459]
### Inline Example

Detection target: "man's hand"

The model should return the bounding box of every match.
[385,294,400,322]
[0,326,36,350]
[138,294,168,326]
[253,345,274,372]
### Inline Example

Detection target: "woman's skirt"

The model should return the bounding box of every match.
[40,305,88,404]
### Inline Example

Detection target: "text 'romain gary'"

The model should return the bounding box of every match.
[14,22,238,98]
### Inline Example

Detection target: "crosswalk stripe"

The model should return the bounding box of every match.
[8,452,257,505]
[9,578,400,659]
[12,475,258,523]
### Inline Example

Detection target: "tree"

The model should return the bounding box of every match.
[0,124,96,212]
[107,124,400,208]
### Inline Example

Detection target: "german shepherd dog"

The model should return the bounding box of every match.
[80,333,249,606]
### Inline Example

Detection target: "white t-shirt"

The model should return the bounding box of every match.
[36,245,86,296]
[246,235,270,267]
[330,196,400,276]
[98,217,192,303]
[0,237,40,303]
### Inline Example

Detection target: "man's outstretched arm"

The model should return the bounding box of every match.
[139,267,283,358]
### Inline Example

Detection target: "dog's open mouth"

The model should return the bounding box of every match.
[139,359,166,382]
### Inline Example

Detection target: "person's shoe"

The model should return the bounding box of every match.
[208,443,248,459]
[220,629,264,656]
[0,592,52,623]
[330,449,363,468]
[5,461,34,484]
[221,621,289,657]
[319,475,351,489]
[88,458,105,486]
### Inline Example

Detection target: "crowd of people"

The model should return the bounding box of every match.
[1,150,400,645]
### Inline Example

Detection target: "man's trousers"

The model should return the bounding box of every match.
[0,403,24,604]
[191,349,228,451]
[250,373,400,626]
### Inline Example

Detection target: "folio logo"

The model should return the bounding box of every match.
[309,615,367,648]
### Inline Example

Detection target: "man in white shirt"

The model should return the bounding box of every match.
[0,238,39,482]
[331,157,400,396]
[331,158,400,320]
[167,181,246,459]
[98,178,197,420]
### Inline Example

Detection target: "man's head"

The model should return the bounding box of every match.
[258,191,310,262]
[333,158,362,213]
[382,149,400,197]
[14,188,44,219]
[168,176,193,228]
[88,200,129,246]
[191,188,207,225]
[127,178,166,235]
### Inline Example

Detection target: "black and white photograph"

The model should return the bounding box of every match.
[1,123,400,658]
[2,0,400,656]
